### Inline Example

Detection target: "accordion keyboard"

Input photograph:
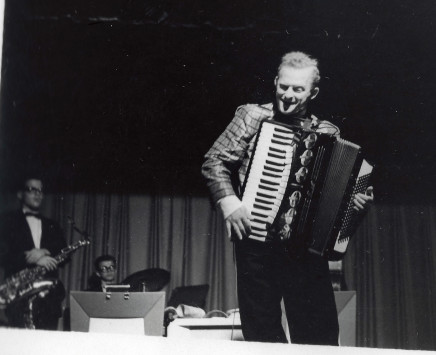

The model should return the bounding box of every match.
[242,121,299,241]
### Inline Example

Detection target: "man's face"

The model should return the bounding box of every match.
[274,66,319,117]
[96,260,117,283]
[19,179,44,211]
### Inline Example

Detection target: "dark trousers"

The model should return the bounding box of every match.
[235,239,339,345]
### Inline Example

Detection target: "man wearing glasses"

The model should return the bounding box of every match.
[0,176,67,329]
[202,51,374,345]
[86,255,118,292]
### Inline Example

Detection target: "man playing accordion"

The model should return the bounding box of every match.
[202,51,373,345]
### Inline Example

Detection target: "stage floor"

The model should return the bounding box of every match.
[0,327,419,355]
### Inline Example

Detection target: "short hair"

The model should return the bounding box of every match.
[94,254,117,270]
[278,51,320,86]
[20,176,44,191]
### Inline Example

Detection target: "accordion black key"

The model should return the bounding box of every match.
[241,120,373,260]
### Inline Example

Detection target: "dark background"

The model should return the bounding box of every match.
[0,0,435,203]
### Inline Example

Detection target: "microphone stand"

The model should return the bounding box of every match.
[67,216,91,241]
[67,216,93,295]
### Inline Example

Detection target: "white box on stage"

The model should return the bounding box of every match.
[70,291,165,336]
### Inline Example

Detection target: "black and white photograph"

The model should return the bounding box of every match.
[0,1,435,354]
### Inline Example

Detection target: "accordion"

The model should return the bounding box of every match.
[241,120,373,260]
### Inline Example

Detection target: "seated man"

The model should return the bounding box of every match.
[86,255,117,292]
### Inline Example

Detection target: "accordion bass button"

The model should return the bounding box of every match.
[295,167,308,183]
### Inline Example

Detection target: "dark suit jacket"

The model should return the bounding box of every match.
[86,273,104,292]
[0,210,67,278]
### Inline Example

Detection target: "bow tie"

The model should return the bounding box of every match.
[24,212,42,219]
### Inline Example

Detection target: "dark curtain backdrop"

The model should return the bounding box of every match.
[2,192,435,350]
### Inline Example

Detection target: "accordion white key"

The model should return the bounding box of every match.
[241,120,373,260]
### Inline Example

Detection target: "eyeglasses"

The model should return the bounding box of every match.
[98,265,116,272]
[24,186,43,195]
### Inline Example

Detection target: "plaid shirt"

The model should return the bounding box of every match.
[201,103,340,205]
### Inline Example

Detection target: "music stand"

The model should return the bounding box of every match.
[70,291,165,336]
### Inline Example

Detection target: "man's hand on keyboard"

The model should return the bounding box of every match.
[225,205,251,241]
